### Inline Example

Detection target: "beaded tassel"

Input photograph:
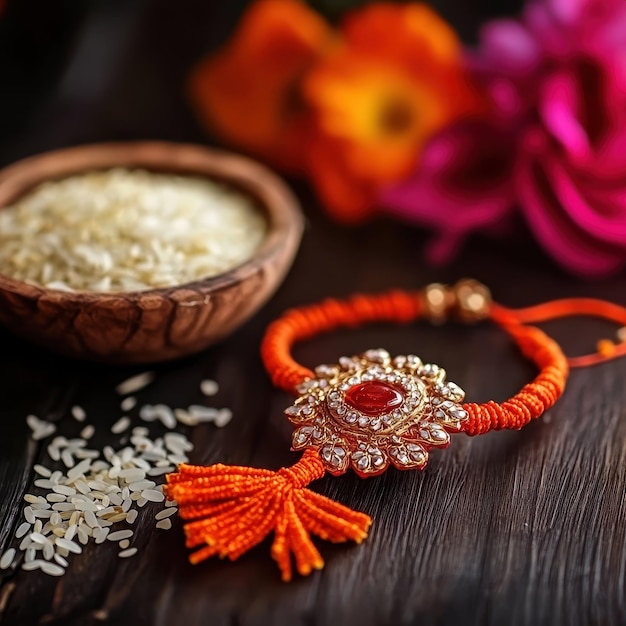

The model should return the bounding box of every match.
[165,449,371,581]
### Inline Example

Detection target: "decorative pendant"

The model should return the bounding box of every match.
[286,348,468,478]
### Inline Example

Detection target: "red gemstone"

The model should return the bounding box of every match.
[345,381,403,416]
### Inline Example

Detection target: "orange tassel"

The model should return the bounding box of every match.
[164,449,371,581]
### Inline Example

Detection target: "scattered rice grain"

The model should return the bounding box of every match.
[121,396,137,412]
[155,508,177,520]
[153,405,176,429]
[71,406,86,422]
[41,561,65,576]
[107,530,133,542]
[24,507,36,524]
[33,464,51,478]
[54,554,69,567]
[55,538,82,554]
[155,518,172,531]
[61,449,75,468]
[16,522,31,538]
[80,425,95,439]
[200,379,218,396]
[215,408,233,428]
[116,372,155,396]
[174,409,198,426]
[0,549,15,570]
[111,416,131,434]
[118,547,137,559]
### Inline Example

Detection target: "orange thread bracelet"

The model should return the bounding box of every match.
[166,279,626,582]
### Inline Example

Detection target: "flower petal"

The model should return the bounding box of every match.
[539,69,591,159]
[188,0,332,171]
[516,129,626,277]
[479,19,541,74]
[379,121,515,263]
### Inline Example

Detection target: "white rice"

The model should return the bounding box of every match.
[34,464,52,478]
[11,373,237,578]
[0,168,267,293]
[0,548,15,570]
[40,562,64,576]
[155,508,177,520]
[118,548,138,559]
[107,530,133,542]
[200,379,219,396]
[121,396,137,412]
[115,372,155,396]
[155,519,172,531]
[26,415,56,440]
[71,406,86,422]
[111,416,131,434]
[80,425,95,440]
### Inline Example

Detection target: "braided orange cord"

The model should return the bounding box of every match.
[461,305,569,435]
[492,298,626,367]
[261,290,571,434]
[261,290,423,394]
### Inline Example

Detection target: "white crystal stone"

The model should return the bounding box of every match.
[364,349,390,363]
[321,444,347,468]
[296,380,318,394]
[339,356,355,370]
[315,364,339,377]
[356,455,369,470]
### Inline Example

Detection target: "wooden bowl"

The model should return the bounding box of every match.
[0,142,304,364]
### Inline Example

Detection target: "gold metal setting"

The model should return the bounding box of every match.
[285,349,469,478]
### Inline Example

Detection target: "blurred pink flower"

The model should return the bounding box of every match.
[381,0,626,277]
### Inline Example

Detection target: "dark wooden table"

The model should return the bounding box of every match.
[2,1,626,624]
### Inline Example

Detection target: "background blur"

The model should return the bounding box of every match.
[0,0,522,167]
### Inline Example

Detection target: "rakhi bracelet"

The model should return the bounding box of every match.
[165,279,626,581]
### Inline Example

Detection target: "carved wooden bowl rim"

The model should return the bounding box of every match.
[0,141,304,304]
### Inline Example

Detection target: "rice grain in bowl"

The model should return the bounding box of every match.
[0,168,268,293]
[0,142,304,363]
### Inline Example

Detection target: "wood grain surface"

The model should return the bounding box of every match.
[1,0,624,624]
[1,197,625,626]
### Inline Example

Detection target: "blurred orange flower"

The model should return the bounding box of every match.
[303,3,486,221]
[188,0,333,171]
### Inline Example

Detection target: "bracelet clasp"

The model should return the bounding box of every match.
[422,279,491,324]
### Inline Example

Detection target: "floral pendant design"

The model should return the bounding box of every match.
[285,349,469,478]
